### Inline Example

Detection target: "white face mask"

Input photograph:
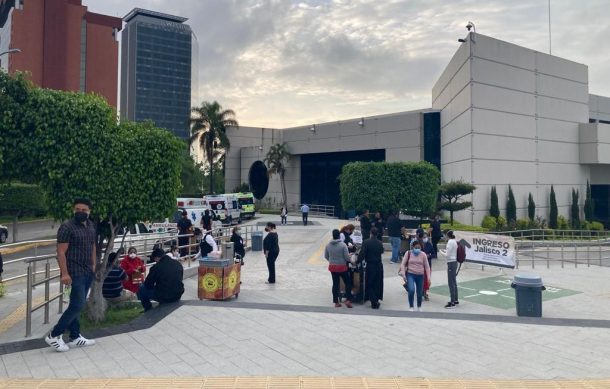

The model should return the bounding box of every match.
[423,238,429,243]
[129,253,136,259]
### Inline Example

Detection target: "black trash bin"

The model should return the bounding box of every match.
[251,231,263,251]
[511,273,546,317]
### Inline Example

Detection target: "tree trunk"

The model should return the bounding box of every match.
[86,278,107,323]
[12,213,19,243]
[450,210,454,226]
[85,217,117,323]
[280,171,287,208]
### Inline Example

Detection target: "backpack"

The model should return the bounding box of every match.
[456,243,466,263]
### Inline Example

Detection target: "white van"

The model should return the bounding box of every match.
[110,222,176,254]
[203,194,241,225]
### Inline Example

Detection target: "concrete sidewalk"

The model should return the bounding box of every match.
[1,215,609,381]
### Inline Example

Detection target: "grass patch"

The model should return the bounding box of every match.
[79,302,142,331]
[421,221,489,233]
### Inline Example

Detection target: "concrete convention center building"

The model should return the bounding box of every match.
[225,33,610,226]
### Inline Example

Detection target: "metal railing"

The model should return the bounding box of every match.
[23,254,63,337]
[289,204,336,218]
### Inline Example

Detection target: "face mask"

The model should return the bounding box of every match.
[129,253,136,259]
[423,238,429,243]
[412,248,421,256]
[74,211,89,223]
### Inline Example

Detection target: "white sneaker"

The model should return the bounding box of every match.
[408,307,414,312]
[45,334,69,352]
[68,334,96,348]
[417,307,423,312]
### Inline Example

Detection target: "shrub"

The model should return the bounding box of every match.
[527,193,535,221]
[557,215,569,230]
[590,221,604,231]
[549,186,558,229]
[516,219,529,230]
[481,215,497,230]
[489,186,500,219]
[506,185,517,224]
[571,188,580,229]
[496,216,507,229]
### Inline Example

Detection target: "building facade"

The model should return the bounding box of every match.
[120,8,193,139]
[226,33,610,225]
[0,0,122,106]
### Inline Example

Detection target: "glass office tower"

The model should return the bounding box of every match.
[120,8,192,139]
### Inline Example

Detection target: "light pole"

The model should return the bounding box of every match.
[0,48,21,56]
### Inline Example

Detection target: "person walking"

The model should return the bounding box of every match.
[372,211,384,241]
[280,206,288,225]
[386,211,402,263]
[300,204,309,225]
[177,210,193,257]
[325,229,353,308]
[419,232,435,300]
[399,241,431,312]
[230,226,246,264]
[359,210,372,242]
[137,248,184,312]
[429,215,443,257]
[45,198,97,352]
[120,247,146,294]
[263,222,280,283]
[440,230,459,308]
[358,227,384,309]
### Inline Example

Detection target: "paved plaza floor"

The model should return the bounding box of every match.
[1,215,610,386]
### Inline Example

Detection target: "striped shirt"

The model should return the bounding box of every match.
[102,266,127,298]
[57,218,96,277]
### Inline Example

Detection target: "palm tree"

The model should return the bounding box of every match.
[189,101,238,194]
[264,143,291,208]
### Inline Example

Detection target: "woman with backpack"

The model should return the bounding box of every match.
[399,240,431,312]
[440,230,459,309]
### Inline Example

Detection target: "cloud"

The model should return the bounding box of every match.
[85,0,610,128]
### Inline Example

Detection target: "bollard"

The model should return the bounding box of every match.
[26,264,33,337]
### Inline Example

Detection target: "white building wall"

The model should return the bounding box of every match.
[434,33,590,226]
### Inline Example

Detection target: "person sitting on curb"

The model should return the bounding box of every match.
[137,248,184,312]
[102,252,131,302]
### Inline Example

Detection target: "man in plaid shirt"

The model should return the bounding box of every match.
[45,198,97,352]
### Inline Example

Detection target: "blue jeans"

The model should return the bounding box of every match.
[390,237,401,262]
[51,273,93,339]
[137,284,158,311]
[407,273,424,308]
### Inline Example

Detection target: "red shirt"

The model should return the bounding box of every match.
[120,255,146,293]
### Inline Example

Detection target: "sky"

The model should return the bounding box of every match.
[86,0,610,128]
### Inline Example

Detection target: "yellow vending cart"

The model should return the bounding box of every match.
[198,258,241,300]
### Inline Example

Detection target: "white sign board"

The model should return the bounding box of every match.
[454,231,516,269]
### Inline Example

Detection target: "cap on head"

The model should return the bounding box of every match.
[182,210,188,216]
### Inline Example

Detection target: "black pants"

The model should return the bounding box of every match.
[365,261,384,305]
[178,236,189,257]
[331,271,352,303]
[432,235,441,257]
[302,212,308,225]
[266,251,279,283]
[280,215,287,225]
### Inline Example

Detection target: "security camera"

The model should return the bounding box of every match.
[466,21,475,32]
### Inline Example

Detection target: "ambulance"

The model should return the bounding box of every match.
[203,194,241,225]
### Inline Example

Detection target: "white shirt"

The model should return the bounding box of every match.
[205,234,219,252]
[441,238,458,262]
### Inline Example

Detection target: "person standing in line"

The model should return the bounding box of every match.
[201,209,214,232]
[230,226,246,264]
[45,199,97,352]
[324,229,353,308]
[386,211,402,263]
[177,210,193,257]
[439,230,459,308]
[419,232,435,301]
[359,210,372,242]
[372,211,385,241]
[358,227,384,309]
[137,248,184,312]
[429,215,443,257]
[339,224,356,253]
[120,247,146,294]
[399,241,431,312]
[280,206,288,225]
[263,222,280,284]
[300,204,309,225]
[198,229,219,259]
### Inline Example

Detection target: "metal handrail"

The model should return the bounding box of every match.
[288,204,336,217]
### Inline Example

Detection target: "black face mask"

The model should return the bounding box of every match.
[74,211,89,223]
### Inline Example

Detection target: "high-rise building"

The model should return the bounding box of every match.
[120,8,193,139]
[0,0,122,107]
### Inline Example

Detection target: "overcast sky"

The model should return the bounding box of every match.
[86,0,610,128]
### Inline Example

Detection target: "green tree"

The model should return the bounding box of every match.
[180,148,205,195]
[438,180,476,225]
[584,180,594,222]
[528,192,536,221]
[340,162,440,217]
[549,185,558,229]
[0,183,47,242]
[489,186,500,219]
[16,88,183,322]
[264,143,291,208]
[189,101,238,194]
[506,185,517,225]
[571,188,580,229]
[233,182,250,193]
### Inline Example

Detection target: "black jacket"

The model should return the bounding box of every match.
[386,215,402,238]
[358,237,384,264]
[263,232,279,253]
[230,233,245,256]
[144,255,184,303]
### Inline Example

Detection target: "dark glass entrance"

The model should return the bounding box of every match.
[592,185,610,228]
[300,149,385,217]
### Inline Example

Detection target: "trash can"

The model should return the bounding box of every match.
[222,241,234,260]
[252,231,263,251]
[511,273,546,317]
